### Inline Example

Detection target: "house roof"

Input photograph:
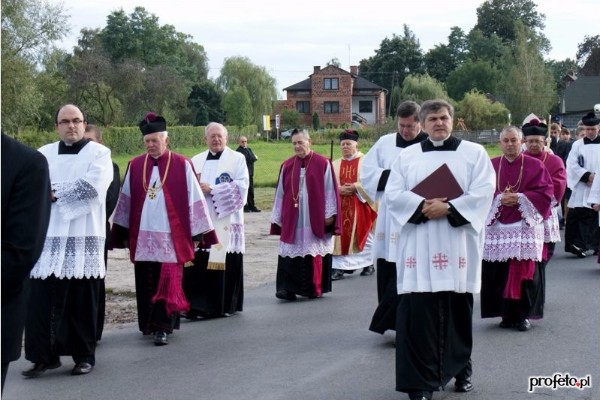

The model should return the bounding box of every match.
[563,76,600,112]
[283,68,384,92]
[283,78,311,91]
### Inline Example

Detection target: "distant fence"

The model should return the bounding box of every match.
[454,129,500,145]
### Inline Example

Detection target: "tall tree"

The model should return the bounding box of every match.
[187,81,224,126]
[68,7,210,125]
[35,48,70,130]
[425,27,469,83]
[466,29,507,65]
[222,86,253,126]
[1,0,69,132]
[358,25,425,114]
[446,59,501,101]
[216,56,278,126]
[497,23,555,124]
[474,0,546,45]
[576,35,600,76]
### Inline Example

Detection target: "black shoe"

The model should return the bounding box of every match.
[517,319,531,331]
[251,208,261,212]
[409,391,433,400]
[455,377,474,392]
[243,206,250,213]
[331,269,345,280]
[360,265,375,276]
[275,289,297,301]
[154,331,169,345]
[570,245,587,258]
[22,360,62,378]
[71,362,93,375]
[499,318,515,329]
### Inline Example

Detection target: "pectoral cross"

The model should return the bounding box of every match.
[148,181,157,199]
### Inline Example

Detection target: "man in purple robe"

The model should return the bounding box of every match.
[522,119,567,263]
[481,125,553,332]
[112,113,216,346]
[270,129,342,301]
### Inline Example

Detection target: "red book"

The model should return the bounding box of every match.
[410,163,464,200]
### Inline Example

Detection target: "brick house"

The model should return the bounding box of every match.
[275,65,386,128]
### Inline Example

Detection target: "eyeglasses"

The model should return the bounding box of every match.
[58,119,84,125]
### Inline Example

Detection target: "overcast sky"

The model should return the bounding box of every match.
[57,0,597,98]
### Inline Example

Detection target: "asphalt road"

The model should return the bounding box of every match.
[4,244,598,400]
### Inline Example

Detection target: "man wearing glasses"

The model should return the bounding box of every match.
[22,104,113,377]
[360,101,428,336]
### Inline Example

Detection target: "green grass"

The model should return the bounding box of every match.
[112,140,501,212]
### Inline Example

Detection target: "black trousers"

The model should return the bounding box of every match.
[246,175,256,209]
[564,207,599,251]
[25,277,100,365]
[369,258,400,334]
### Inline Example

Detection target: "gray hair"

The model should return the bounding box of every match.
[291,128,310,141]
[499,125,522,140]
[205,122,228,137]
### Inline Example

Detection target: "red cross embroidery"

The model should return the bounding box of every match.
[405,257,417,269]
[459,257,466,269]
[432,253,448,270]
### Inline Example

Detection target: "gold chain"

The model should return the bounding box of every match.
[291,151,314,207]
[497,154,524,193]
[142,151,172,199]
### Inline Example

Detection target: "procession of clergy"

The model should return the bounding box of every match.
[7,100,599,400]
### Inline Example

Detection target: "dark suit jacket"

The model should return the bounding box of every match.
[236,146,257,176]
[1,134,51,362]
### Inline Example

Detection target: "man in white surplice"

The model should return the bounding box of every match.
[23,104,113,377]
[360,100,428,335]
[385,99,495,400]
[184,122,249,318]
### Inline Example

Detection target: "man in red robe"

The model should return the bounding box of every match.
[112,113,216,345]
[331,130,377,280]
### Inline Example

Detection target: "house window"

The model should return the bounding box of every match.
[359,101,373,113]
[296,101,310,114]
[324,102,339,113]
[323,78,339,90]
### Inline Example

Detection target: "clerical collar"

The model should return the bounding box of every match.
[58,138,89,154]
[207,150,223,160]
[421,135,461,152]
[583,136,600,144]
[343,152,359,161]
[396,131,428,148]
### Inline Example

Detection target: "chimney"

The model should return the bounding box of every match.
[350,65,358,75]
[313,66,321,74]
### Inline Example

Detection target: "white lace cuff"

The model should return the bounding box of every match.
[53,179,99,220]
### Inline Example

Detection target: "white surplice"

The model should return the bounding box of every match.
[385,140,495,294]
